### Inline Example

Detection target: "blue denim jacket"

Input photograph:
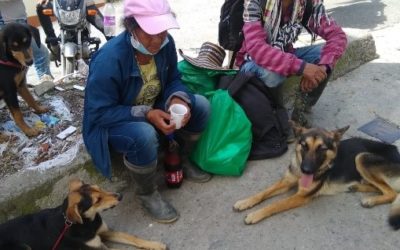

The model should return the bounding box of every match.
[83,30,194,178]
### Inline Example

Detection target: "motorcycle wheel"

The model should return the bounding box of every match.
[65,58,76,74]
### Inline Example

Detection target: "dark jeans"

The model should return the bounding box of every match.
[240,44,330,109]
[36,2,105,45]
[108,95,210,167]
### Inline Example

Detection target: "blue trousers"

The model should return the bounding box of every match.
[108,95,210,167]
[240,44,323,87]
[31,38,52,79]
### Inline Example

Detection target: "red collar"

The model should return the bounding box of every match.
[0,59,25,70]
[51,214,74,250]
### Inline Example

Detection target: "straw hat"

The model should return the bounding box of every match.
[179,42,229,71]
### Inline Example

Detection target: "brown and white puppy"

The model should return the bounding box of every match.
[0,179,167,250]
[234,123,400,228]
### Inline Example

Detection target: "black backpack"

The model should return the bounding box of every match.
[218,73,290,160]
[218,0,314,68]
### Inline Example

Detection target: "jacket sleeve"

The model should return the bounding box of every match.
[242,21,305,76]
[85,55,144,129]
[160,36,195,109]
[307,3,347,68]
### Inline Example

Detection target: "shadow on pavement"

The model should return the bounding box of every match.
[328,0,386,30]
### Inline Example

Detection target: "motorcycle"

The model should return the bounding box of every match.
[42,0,101,76]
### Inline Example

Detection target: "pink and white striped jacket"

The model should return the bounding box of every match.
[236,0,347,76]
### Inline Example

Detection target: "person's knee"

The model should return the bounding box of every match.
[187,95,210,132]
[126,123,158,153]
[193,95,210,116]
[36,2,53,17]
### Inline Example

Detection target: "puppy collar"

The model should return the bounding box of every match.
[0,59,25,70]
[51,213,74,250]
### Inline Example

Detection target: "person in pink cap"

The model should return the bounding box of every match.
[83,0,211,223]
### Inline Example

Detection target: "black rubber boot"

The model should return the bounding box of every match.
[125,157,179,223]
[176,130,212,183]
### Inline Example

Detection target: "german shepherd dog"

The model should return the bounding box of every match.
[234,123,400,228]
[0,23,49,139]
[0,179,166,250]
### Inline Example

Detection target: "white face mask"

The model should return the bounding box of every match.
[130,33,169,55]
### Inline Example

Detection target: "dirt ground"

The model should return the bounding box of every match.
[0,77,86,178]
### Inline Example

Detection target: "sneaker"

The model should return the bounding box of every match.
[286,127,296,143]
[34,74,55,95]
[39,74,54,84]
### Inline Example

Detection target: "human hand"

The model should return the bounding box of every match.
[169,97,191,129]
[146,109,176,135]
[301,63,327,92]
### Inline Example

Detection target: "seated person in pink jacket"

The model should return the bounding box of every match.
[236,0,347,138]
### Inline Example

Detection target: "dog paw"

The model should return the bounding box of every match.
[361,198,375,208]
[347,185,358,192]
[244,212,261,225]
[233,199,253,212]
[22,127,41,137]
[34,105,50,114]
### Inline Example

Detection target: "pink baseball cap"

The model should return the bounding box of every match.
[123,0,180,35]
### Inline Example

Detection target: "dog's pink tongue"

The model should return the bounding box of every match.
[300,174,314,188]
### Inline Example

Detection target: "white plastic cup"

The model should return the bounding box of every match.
[169,104,188,129]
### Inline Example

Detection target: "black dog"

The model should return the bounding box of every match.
[0,179,167,250]
[0,23,49,139]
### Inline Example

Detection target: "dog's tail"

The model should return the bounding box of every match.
[389,194,400,230]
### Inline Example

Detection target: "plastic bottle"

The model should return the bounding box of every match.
[164,135,183,188]
[103,0,116,37]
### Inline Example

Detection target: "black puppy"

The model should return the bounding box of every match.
[0,23,49,138]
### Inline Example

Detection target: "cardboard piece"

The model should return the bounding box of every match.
[358,117,400,143]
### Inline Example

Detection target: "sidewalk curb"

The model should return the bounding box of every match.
[0,30,378,222]
[0,143,131,222]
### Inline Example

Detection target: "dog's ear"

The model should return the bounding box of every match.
[25,24,41,48]
[69,179,83,192]
[289,120,305,137]
[332,125,350,141]
[66,192,83,224]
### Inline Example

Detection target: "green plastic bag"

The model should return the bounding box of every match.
[190,90,252,176]
[178,60,237,96]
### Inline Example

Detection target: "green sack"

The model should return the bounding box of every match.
[190,90,252,176]
[178,60,237,96]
